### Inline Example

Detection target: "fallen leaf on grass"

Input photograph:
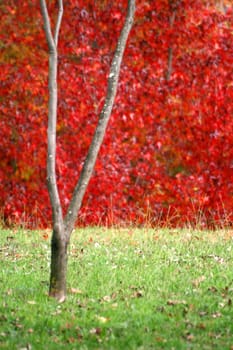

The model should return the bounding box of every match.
[6,236,15,241]
[201,255,225,264]
[196,323,206,330]
[15,323,23,329]
[192,275,206,288]
[219,302,225,308]
[99,293,118,303]
[167,299,187,306]
[186,333,195,341]
[111,303,118,308]
[27,300,36,305]
[131,290,144,298]
[213,256,225,264]
[155,336,166,343]
[208,286,218,293]
[41,229,50,240]
[101,295,112,302]
[199,311,208,317]
[67,337,76,344]
[96,315,110,323]
[51,308,62,316]
[208,332,222,339]
[221,285,233,297]
[70,288,83,294]
[77,300,86,308]
[90,327,102,335]
[19,345,32,350]
[129,285,144,298]
[14,254,22,259]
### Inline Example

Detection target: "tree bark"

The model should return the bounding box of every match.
[49,227,68,303]
[40,0,66,301]
[40,0,135,302]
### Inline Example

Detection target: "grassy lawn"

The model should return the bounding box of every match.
[1,228,233,349]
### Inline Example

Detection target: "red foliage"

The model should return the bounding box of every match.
[0,0,233,228]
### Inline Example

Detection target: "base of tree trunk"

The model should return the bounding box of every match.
[49,231,68,302]
[49,288,66,303]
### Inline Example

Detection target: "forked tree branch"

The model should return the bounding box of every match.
[54,0,63,47]
[40,0,56,51]
[64,0,136,236]
[40,0,63,231]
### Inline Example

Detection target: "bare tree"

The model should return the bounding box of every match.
[40,0,135,302]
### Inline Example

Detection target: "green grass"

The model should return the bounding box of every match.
[1,228,233,349]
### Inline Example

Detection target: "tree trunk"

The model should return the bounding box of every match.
[40,0,135,302]
[49,228,69,303]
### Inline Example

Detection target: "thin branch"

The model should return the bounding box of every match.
[64,0,136,237]
[40,0,64,229]
[40,0,56,52]
[54,0,63,47]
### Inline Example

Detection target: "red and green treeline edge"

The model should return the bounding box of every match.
[0,0,233,228]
